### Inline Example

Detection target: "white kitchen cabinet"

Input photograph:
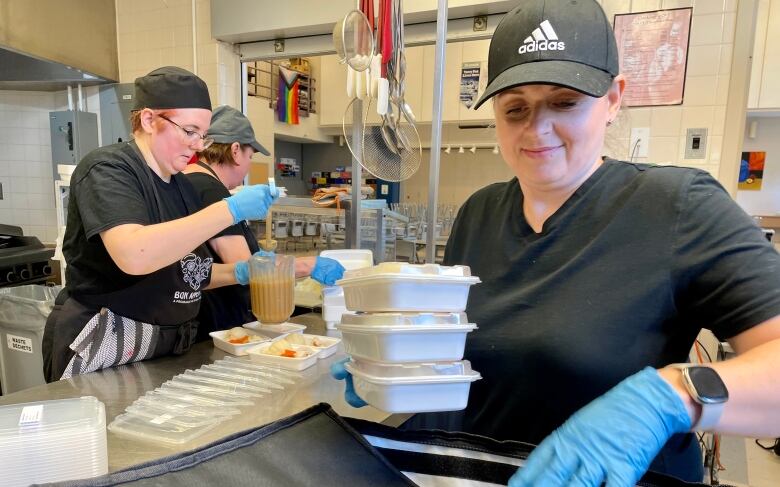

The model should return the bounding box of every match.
[419,42,463,123]
[749,0,780,109]
[318,54,350,127]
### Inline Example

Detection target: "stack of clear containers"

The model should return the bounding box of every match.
[0,396,108,485]
[335,263,483,413]
[108,358,299,446]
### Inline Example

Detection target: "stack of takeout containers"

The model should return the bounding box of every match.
[0,396,108,485]
[336,263,482,413]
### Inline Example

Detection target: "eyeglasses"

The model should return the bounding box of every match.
[157,114,214,149]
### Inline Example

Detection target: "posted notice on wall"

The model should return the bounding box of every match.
[460,62,483,109]
[613,8,692,107]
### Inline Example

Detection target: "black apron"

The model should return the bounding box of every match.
[43,143,213,381]
[193,162,257,342]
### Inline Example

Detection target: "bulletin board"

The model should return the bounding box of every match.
[613,8,693,107]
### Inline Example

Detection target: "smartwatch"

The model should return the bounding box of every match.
[669,364,729,431]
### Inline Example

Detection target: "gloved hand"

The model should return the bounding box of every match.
[311,256,346,285]
[234,250,275,285]
[224,184,279,224]
[330,357,368,408]
[509,367,691,487]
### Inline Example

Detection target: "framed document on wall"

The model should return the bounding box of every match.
[613,8,693,107]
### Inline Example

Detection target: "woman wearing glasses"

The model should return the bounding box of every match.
[42,67,278,381]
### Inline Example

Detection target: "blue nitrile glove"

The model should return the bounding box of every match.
[310,256,346,285]
[224,184,279,223]
[234,250,275,285]
[509,367,691,487]
[331,357,368,408]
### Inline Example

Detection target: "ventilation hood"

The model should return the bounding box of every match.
[0,46,111,92]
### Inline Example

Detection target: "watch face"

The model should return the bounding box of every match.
[687,367,729,403]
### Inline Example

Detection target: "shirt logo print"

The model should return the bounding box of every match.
[180,253,213,291]
[518,20,566,54]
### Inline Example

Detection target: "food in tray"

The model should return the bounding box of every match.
[225,327,266,344]
[264,338,314,358]
[285,333,329,348]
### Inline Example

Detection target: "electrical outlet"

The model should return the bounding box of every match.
[0,182,3,200]
[629,127,650,159]
[685,128,708,159]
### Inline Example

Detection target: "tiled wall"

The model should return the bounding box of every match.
[0,92,59,243]
[602,0,736,177]
[115,0,239,107]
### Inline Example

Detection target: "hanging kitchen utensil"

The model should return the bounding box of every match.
[342,96,373,166]
[333,10,374,72]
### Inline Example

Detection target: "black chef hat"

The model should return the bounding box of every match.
[132,66,211,111]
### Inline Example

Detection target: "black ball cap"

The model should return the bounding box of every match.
[133,66,212,111]
[474,0,619,109]
[208,105,270,156]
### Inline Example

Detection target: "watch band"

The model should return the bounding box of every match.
[668,364,725,431]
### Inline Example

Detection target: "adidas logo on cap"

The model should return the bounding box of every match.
[518,20,565,54]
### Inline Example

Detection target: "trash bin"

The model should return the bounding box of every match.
[0,285,61,395]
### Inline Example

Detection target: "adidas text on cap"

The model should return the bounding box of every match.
[473,0,620,110]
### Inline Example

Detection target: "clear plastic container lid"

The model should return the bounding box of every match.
[181,370,273,394]
[125,403,227,429]
[242,321,307,337]
[167,376,265,398]
[134,394,239,418]
[218,357,303,380]
[108,412,219,446]
[205,363,295,386]
[0,396,105,437]
[198,365,286,390]
[345,360,481,384]
[156,383,255,406]
[146,389,248,410]
[341,312,470,326]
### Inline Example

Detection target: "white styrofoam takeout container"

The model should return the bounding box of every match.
[336,263,481,313]
[338,320,477,363]
[246,342,318,371]
[344,360,481,413]
[209,328,272,356]
[320,249,374,329]
[242,321,306,338]
[340,312,469,326]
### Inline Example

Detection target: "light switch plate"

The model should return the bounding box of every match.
[685,128,708,159]
[630,127,650,159]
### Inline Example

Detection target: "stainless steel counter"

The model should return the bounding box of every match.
[0,313,408,472]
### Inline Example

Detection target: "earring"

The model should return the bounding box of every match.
[606,119,613,127]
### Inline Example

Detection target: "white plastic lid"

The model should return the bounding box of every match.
[320,249,374,270]
[0,396,105,437]
[346,360,481,385]
[338,323,477,334]
[343,263,473,279]
[341,312,469,326]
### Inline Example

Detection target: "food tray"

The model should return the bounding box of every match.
[246,343,318,371]
[286,333,342,359]
[209,328,272,355]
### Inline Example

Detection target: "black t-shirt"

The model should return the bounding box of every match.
[408,159,780,446]
[184,170,259,339]
[64,142,202,299]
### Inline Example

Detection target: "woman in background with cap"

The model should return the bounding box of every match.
[336,1,780,485]
[42,67,279,381]
[182,105,344,339]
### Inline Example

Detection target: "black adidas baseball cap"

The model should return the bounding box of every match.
[473,0,619,109]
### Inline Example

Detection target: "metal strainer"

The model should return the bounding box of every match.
[333,10,374,72]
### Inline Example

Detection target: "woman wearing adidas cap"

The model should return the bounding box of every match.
[335,0,780,485]
[42,67,280,381]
